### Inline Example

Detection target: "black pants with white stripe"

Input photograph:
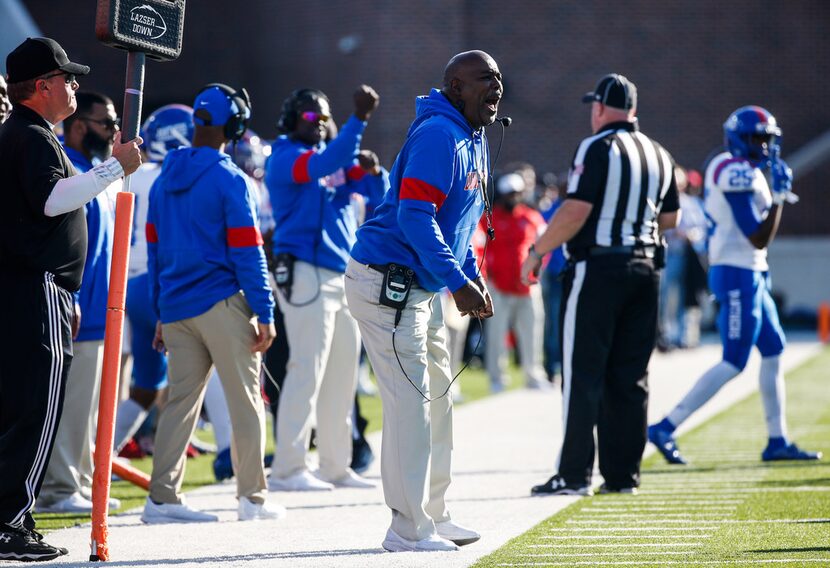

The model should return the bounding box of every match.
[558,255,659,489]
[0,270,72,528]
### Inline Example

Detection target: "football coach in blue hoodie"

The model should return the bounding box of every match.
[345,50,501,552]
[142,84,284,523]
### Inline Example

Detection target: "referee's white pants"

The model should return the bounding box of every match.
[273,261,359,480]
[39,339,103,506]
[344,259,453,542]
[485,286,546,387]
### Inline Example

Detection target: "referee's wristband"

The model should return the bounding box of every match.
[528,244,545,261]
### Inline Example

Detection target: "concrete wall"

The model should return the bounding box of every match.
[768,237,830,314]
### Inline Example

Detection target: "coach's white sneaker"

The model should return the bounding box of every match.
[317,468,377,489]
[140,497,218,524]
[35,492,119,513]
[382,528,459,552]
[237,497,287,521]
[268,470,334,492]
[436,520,481,546]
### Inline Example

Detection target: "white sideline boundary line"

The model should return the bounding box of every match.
[535,535,712,540]
[544,527,721,532]
[519,551,695,557]
[527,543,703,548]
[497,560,830,566]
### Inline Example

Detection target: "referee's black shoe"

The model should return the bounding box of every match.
[531,474,593,496]
[0,524,67,562]
[598,483,639,495]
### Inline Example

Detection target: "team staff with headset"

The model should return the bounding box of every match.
[0,37,142,562]
[345,50,501,552]
[142,83,284,523]
[265,85,379,492]
[522,73,680,496]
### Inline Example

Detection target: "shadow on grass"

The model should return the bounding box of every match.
[757,476,830,487]
[748,547,830,553]
[645,461,828,476]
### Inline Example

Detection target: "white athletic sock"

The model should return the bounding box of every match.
[203,368,232,451]
[667,361,741,428]
[759,355,788,439]
[113,398,148,452]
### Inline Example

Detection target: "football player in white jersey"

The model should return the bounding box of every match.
[648,106,821,464]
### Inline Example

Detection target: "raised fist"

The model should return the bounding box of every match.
[354,85,379,121]
[357,149,380,174]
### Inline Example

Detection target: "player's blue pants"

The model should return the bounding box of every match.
[126,273,168,390]
[709,265,785,370]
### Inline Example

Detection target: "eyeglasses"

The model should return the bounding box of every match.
[81,116,121,131]
[41,72,76,84]
[300,111,330,124]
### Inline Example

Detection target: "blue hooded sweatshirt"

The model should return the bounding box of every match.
[146,146,274,324]
[350,89,488,292]
[64,146,114,342]
[265,115,367,273]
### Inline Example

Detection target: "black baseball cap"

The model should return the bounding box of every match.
[582,73,637,110]
[6,37,90,84]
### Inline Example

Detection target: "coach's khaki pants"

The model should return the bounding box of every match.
[344,259,453,542]
[149,293,267,505]
[273,261,359,480]
[39,340,104,506]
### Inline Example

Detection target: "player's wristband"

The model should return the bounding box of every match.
[528,244,545,261]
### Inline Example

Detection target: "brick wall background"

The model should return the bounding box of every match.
[20,0,830,234]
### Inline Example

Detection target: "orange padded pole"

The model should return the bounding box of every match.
[110,459,150,491]
[90,191,134,562]
[819,302,830,344]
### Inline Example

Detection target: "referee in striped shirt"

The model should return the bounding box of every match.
[521,73,680,496]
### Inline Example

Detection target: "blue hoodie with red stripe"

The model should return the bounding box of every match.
[350,89,488,292]
[146,146,274,324]
[265,115,367,273]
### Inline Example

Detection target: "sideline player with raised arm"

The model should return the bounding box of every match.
[649,106,821,465]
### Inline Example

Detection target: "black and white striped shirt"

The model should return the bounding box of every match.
[565,120,679,255]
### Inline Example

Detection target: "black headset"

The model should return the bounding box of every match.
[193,83,251,142]
[276,88,329,133]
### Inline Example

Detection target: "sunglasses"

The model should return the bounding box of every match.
[41,72,77,84]
[300,111,330,124]
[82,116,121,130]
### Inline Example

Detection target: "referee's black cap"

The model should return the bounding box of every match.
[582,73,637,110]
[6,37,90,84]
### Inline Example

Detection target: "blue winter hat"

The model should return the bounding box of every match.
[192,85,239,127]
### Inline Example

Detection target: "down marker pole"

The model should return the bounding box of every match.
[91,1,186,560]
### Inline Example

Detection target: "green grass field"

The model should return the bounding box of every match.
[473,347,830,567]
[33,359,523,533]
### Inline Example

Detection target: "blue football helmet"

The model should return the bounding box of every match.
[141,104,194,163]
[230,129,268,181]
[723,105,781,167]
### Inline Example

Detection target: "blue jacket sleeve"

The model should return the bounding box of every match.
[397,128,470,292]
[265,116,366,188]
[223,175,276,324]
[146,184,161,321]
[461,245,480,281]
[724,191,762,237]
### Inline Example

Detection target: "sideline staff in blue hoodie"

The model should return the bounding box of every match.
[143,84,284,524]
[345,50,502,552]
[265,86,380,492]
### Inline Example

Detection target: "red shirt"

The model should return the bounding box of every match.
[483,203,546,295]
